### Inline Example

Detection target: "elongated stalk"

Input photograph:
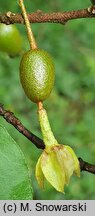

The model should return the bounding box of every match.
[19,0,37,50]
[38,102,58,149]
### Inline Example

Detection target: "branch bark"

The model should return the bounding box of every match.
[0,7,95,25]
[0,104,45,149]
[79,158,95,174]
[0,104,95,174]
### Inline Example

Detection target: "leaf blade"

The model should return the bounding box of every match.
[0,125,33,199]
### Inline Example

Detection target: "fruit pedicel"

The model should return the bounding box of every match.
[19,0,80,193]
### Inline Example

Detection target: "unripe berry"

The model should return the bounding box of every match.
[20,49,55,103]
[0,24,22,56]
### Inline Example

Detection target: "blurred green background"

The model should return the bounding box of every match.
[0,0,95,199]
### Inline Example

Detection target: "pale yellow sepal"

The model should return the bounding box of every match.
[65,145,80,177]
[35,155,44,189]
[55,145,75,185]
[35,144,80,193]
[36,148,65,192]
[41,149,65,192]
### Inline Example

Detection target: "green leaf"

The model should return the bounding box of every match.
[0,125,33,199]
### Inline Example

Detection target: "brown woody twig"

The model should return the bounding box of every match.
[0,104,45,149]
[79,158,95,174]
[0,7,95,25]
[0,104,95,174]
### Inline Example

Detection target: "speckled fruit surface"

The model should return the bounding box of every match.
[20,49,55,103]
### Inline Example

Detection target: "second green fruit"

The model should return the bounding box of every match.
[20,49,55,103]
[0,24,22,56]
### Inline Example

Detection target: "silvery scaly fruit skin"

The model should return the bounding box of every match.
[20,49,55,103]
[0,24,22,56]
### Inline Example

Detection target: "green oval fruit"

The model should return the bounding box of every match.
[20,49,55,103]
[0,24,22,56]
